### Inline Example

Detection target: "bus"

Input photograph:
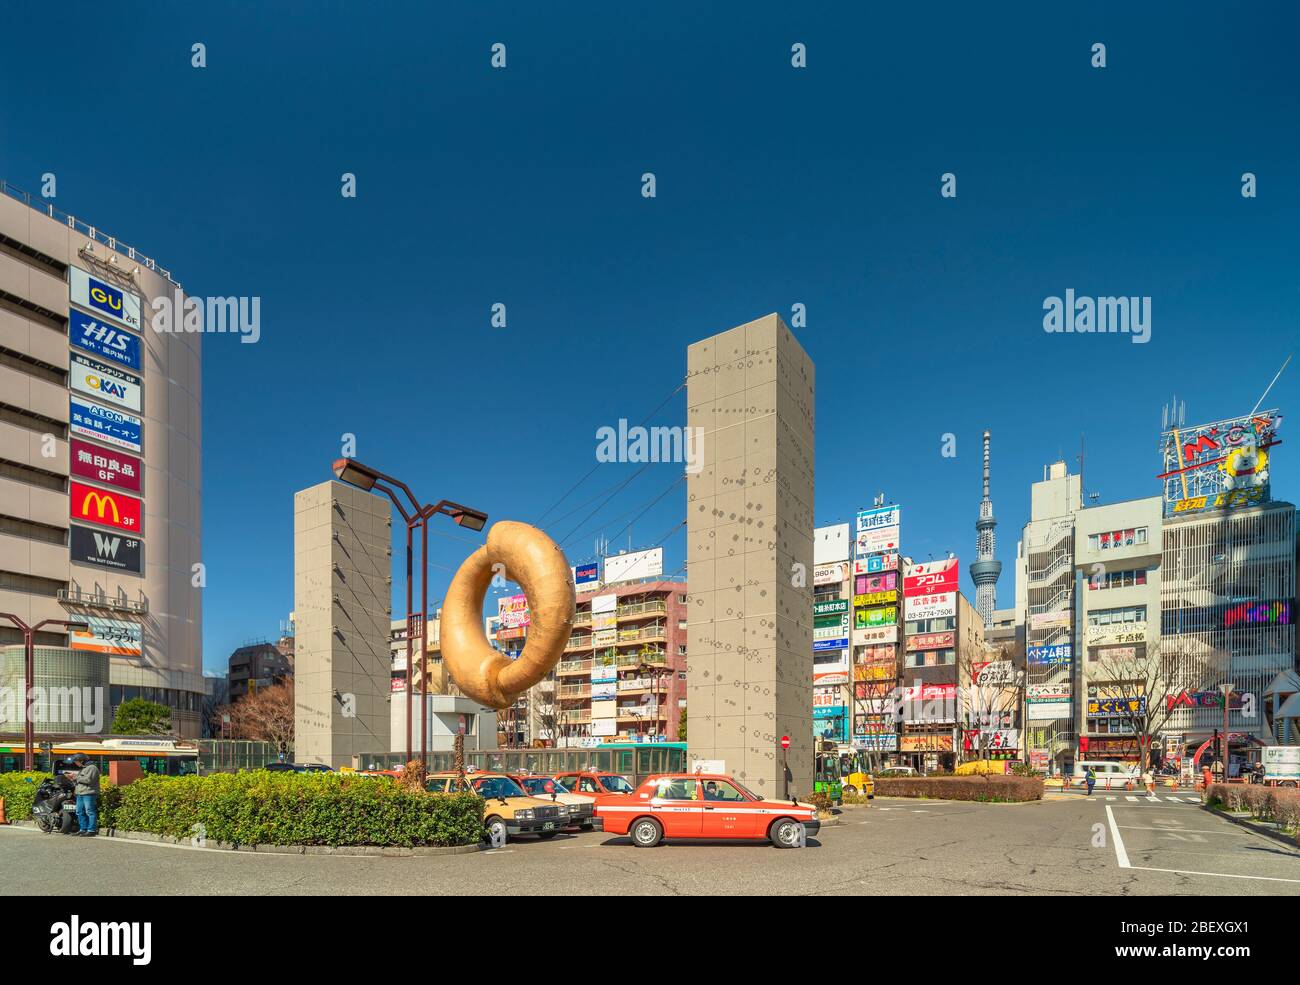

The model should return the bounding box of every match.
[0,737,200,776]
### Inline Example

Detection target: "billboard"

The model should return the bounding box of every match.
[853,625,898,646]
[973,660,1016,686]
[604,547,663,584]
[69,396,142,453]
[1030,610,1071,630]
[856,526,901,555]
[813,637,850,652]
[854,590,897,607]
[903,558,960,598]
[497,594,530,629]
[814,562,848,586]
[69,353,143,413]
[1088,696,1146,716]
[70,522,142,573]
[814,523,851,564]
[813,598,849,616]
[1028,643,1072,665]
[69,308,142,371]
[591,660,617,682]
[904,592,956,621]
[1157,410,1282,517]
[70,439,141,493]
[70,617,142,657]
[853,553,899,575]
[854,571,897,594]
[572,562,600,589]
[854,606,897,629]
[856,505,901,533]
[69,481,142,533]
[907,631,955,652]
[70,266,143,332]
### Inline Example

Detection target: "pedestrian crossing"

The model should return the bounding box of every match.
[1088,794,1203,804]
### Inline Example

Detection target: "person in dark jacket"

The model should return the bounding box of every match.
[1084,766,1096,796]
[64,754,100,836]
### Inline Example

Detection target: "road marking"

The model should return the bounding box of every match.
[1145,796,1161,803]
[483,849,515,855]
[1117,825,1251,835]
[1125,864,1300,884]
[1105,806,1130,868]
[1126,796,1140,802]
[1105,796,1116,801]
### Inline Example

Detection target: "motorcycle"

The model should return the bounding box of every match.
[31,773,79,834]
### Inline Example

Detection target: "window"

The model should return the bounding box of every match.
[653,778,698,800]
[677,645,687,655]
[701,779,747,802]
[1096,527,1147,550]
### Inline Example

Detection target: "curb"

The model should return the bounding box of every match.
[7,820,482,856]
[1202,805,1300,852]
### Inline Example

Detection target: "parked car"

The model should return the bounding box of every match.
[1074,760,1140,790]
[876,766,918,778]
[511,774,598,830]
[548,771,638,820]
[426,771,568,844]
[264,762,333,773]
[599,773,819,848]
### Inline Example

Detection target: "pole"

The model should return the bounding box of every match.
[23,626,34,771]
[405,520,414,763]
[420,513,428,770]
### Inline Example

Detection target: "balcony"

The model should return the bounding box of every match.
[557,660,591,676]
[617,599,668,620]
[618,677,668,693]
[564,635,594,652]
[559,683,591,698]
[616,651,667,669]
[572,611,592,626]
[562,711,592,725]
[616,705,663,720]
[58,587,148,615]
[615,625,667,645]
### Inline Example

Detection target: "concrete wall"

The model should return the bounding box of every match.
[686,314,814,797]
[293,480,392,767]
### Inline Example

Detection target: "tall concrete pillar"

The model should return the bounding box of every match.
[293,480,392,767]
[686,314,814,797]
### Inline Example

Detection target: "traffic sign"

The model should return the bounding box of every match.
[780,735,790,749]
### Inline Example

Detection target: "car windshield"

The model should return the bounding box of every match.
[521,778,556,795]
[599,775,634,794]
[474,776,527,799]
[731,780,760,800]
[549,777,573,793]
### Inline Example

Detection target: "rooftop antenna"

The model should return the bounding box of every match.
[1249,354,1292,417]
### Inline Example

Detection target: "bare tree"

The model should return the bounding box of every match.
[217,680,294,748]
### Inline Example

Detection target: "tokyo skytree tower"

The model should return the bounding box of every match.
[969,430,1001,628]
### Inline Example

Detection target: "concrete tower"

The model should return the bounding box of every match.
[969,430,1001,628]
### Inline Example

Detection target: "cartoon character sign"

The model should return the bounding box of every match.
[1219,438,1269,490]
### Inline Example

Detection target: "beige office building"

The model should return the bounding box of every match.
[685,314,814,796]
[0,181,203,737]
[293,480,392,767]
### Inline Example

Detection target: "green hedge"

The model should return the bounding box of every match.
[97,772,484,847]
[0,771,48,821]
[874,774,1043,803]
[1205,783,1300,833]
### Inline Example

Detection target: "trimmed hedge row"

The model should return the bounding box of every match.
[0,771,47,821]
[874,774,1043,803]
[1205,783,1300,832]
[96,772,484,847]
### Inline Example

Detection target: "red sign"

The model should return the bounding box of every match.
[70,439,141,492]
[780,735,790,749]
[906,631,955,652]
[903,558,960,597]
[69,480,142,533]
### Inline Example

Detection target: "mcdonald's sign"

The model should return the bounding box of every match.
[69,480,141,533]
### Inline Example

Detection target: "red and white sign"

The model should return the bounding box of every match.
[904,592,957,621]
[904,558,960,597]
[853,553,898,575]
[497,594,531,629]
[780,735,790,749]
[69,480,141,533]
[70,439,141,492]
[906,631,954,652]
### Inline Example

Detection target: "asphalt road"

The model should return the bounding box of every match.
[4,796,1298,895]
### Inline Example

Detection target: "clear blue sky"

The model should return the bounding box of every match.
[2,3,1296,674]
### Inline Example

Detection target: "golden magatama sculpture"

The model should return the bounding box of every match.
[441,521,575,708]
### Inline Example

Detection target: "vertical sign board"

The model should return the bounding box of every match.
[68,308,142,371]
[69,396,142,453]
[69,439,142,492]
[69,266,143,332]
[69,522,143,574]
[903,558,960,597]
[69,353,143,412]
[69,480,143,533]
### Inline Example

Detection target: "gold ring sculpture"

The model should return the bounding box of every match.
[441,521,576,708]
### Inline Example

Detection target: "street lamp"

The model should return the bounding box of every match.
[331,457,487,769]
[0,614,89,769]
[1220,681,1235,780]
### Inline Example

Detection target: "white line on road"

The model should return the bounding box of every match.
[1116,825,1252,835]
[1125,796,1139,802]
[1105,805,1130,868]
[1126,864,1300,884]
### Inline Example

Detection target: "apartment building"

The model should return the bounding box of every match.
[0,181,203,737]
[554,579,687,747]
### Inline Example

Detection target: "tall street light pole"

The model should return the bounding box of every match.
[332,458,487,769]
[1220,681,1235,781]
[0,614,89,770]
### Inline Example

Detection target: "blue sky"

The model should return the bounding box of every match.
[2,3,1296,674]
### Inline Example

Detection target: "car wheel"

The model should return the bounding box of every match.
[843,785,857,797]
[770,818,803,848]
[631,817,662,848]
[538,831,558,839]
[580,822,594,831]
[484,817,508,846]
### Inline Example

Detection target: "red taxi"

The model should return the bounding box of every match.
[597,773,819,848]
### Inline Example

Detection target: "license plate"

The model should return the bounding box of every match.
[543,822,555,831]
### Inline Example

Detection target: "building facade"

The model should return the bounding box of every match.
[813,523,852,745]
[226,641,294,699]
[0,181,203,738]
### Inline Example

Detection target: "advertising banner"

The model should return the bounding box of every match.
[70,266,143,332]
[591,593,617,614]
[855,606,897,629]
[1158,410,1282,517]
[856,526,901,555]
[1027,683,1072,701]
[70,439,142,493]
[903,558,960,598]
[604,547,663,584]
[856,505,901,533]
[814,669,850,687]
[69,396,142,453]
[1028,643,1072,665]
[69,616,142,657]
[813,598,849,616]
[900,734,954,752]
[69,308,142,371]
[813,637,849,652]
[855,572,898,594]
[69,481,141,533]
[1031,610,1071,630]
[904,592,956,621]
[591,681,617,700]
[1086,623,1147,646]
[591,660,617,682]
[973,660,1016,686]
[1028,702,1071,720]
[853,625,897,646]
[70,522,142,574]
[591,719,617,737]
[573,562,600,589]
[907,631,955,652]
[1087,696,1146,716]
[814,523,851,565]
[592,629,617,647]
[814,562,848,586]
[854,553,899,575]
[853,590,897,607]
[964,728,1019,751]
[69,353,143,412]
[498,594,531,629]
[853,734,898,751]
